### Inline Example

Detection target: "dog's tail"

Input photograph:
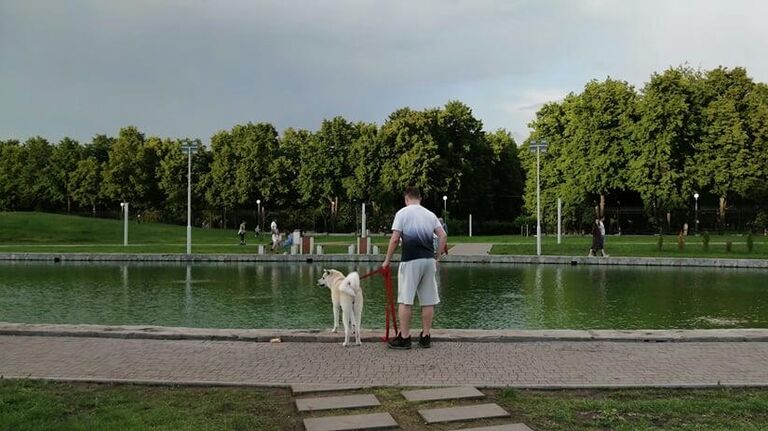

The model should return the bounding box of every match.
[340,271,360,297]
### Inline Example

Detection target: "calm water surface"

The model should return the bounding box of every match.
[0,262,766,330]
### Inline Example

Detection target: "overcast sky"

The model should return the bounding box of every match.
[2,0,767,145]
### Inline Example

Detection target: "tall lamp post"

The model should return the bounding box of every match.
[120,201,128,246]
[693,192,699,235]
[181,141,198,255]
[530,139,548,256]
[442,195,447,217]
[256,199,261,233]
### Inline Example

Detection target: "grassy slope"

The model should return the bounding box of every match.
[1,212,766,258]
[2,380,768,430]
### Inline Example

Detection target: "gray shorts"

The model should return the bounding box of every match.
[397,258,440,306]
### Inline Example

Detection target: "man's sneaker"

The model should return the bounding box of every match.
[418,332,431,348]
[387,333,412,350]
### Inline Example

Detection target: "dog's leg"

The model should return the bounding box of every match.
[355,295,363,346]
[341,306,350,347]
[331,301,339,333]
[347,305,360,347]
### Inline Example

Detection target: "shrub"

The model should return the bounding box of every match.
[747,233,754,253]
[726,240,733,252]
[657,234,663,251]
[703,231,710,250]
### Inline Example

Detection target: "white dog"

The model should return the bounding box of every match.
[317,269,363,347]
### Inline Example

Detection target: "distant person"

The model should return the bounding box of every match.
[238,221,247,245]
[270,220,280,251]
[433,217,448,256]
[589,218,607,257]
[254,225,261,238]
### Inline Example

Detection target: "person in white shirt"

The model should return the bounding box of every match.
[383,187,447,349]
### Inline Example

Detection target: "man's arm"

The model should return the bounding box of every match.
[434,226,447,258]
[382,230,401,269]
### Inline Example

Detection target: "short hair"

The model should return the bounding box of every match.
[404,186,421,200]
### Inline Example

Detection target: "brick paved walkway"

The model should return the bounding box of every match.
[448,243,493,256]
[2,335,768,388]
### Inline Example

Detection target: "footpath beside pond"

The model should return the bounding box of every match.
[2,325,768,389]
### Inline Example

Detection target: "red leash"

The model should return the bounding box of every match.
[360,266,398,341]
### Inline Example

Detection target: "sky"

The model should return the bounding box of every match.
[2,0,768,145]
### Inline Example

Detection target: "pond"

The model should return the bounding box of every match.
[0,262,766,330]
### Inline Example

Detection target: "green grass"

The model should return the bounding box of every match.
[1,212,767,258]
[2,380,768,430]
[0,380,294,431]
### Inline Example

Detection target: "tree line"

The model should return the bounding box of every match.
[522,66,768,234]
[0,101,524,233]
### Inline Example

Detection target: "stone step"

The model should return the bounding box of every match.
[455,424,534,431]
[291,384,368,395]
[296,394,380,412]
[418,403,510,424]
[402,386,484,402]
[303,412,398,431]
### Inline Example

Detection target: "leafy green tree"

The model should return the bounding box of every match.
[0,140,23,210]
[629,67,701,230]
[564,78,637,218]
[206,129,239,227]
[485,129,524,220]
[19,136,59,210]
[51,137,83,212]
[69,157,101,216]
[101,126,150,206]
[232,122,280,215]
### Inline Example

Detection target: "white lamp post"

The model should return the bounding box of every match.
[120,201,128,246]
[181,142,198,255]
[442,195,447,215]
[530,140,548,256]
[693,192,699,235]
[256,199,261,233]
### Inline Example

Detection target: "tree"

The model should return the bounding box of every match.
[563,78,637,218]
[485,129,524,220]
[206,129,239,227]
[101,126,150,206]
[51,137,83,212]
[69,157,101,216]
[19,137,59,210]
[0,140,23,210]
[629,67,701,230]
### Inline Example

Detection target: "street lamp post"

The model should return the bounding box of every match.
[181,142,199,255]
[256,199,261,233]
[120,201,128,246]
[442,195,447,216]
[530,140,548,256]
[694,192,699,235]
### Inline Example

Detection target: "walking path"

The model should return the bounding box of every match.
[448,243,493,255]
[2,334,768,388]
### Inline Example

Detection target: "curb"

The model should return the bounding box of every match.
[3,323,768,343]
[1,252,766,268]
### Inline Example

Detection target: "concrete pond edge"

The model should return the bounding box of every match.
[1,252,766,269]
[3,322,768,343]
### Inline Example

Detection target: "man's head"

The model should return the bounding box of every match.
[403,186,421,205]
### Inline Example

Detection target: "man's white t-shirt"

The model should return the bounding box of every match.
[392,204,441,262]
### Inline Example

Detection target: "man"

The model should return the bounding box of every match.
[383,187,447,349]
[270,220,280,251]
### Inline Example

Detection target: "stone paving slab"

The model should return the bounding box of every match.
[419,403,509,424]
[456,425,533,431]
[2,335,768,388]
[5,322,768,343]
[296,394,380,411]
[303,412,397,431]
[402,386,485,402]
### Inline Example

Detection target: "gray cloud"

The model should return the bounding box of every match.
[2,0,768,144]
